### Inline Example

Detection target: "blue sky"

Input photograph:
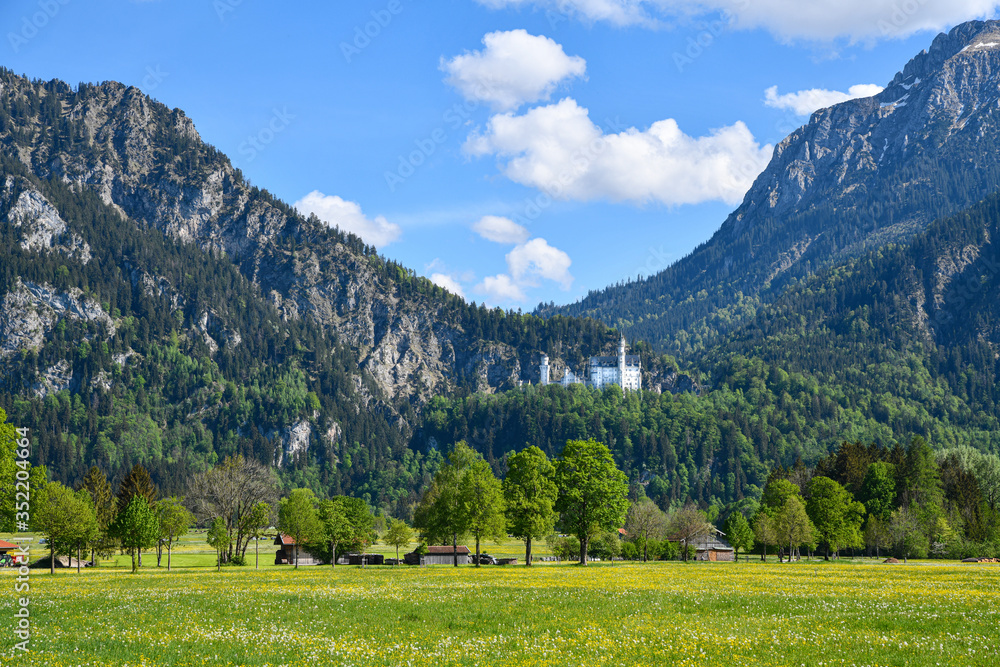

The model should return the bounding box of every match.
[4,0,1000,308]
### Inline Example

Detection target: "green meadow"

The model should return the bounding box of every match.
[0,540,996,667]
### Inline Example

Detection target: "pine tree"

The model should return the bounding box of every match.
[79,466,116,563]
[116,464,158,510]
[116,464,158,567]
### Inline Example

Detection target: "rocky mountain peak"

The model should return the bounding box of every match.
[891,19,1000,86]
[544,20,1000,353]
[728,20,1000,253]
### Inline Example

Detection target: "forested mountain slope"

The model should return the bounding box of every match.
[0,69,688,512]
[416,192,1000,508]
[8,21,1000,516]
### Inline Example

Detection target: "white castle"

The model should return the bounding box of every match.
[539,337,641,391]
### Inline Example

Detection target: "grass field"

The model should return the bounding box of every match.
[0,543,997,667]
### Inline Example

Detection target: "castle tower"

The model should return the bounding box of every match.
[540,354,550,386]
[618,336,626,384]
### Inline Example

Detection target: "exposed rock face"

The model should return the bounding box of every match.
[0,278,116,359]
[274,420,313,467]
[0,77,528,405]
[0,71,689,407]
[732,20,1000,253]
[31,360,74,399]
[5,178,91,263]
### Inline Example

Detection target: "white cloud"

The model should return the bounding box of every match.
[477,0,1000,42]
[473,215,531,244]
[507,238,573,289]
[477,274,526,302]
[430,273,466,298]
[764,84,884,116]
[475,236,573,303]
[465,97,771,207]
[442,30,586,111]
[294,191,401,248]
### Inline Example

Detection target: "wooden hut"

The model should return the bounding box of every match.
[690,530,735,562]
[273,534,320,566]
[347,553,384,566]
[405,545,471,565]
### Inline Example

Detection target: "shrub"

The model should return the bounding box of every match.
[553,536,580,561]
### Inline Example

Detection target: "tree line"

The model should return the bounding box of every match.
[16,391,1000,573]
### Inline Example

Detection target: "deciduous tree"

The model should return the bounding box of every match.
[0,411,47,534]
[187,456,279,564]
[36,482,99,574]
[774,495,815,561]
[110,495,160,574]
[723,511,754,561]
[206,517,230,572]
[753,511,776,562]
[156,497,195,571]
[554,439,629,565]
[278,488,322,569]
[625,497,667,562]
[414,442,480,566]
[667,504,712,562]
[318,498,350,567]
[806,476,864,559]
[889,506,926,562]
[384,518,414,563]
[245,501,273,569]
[461,457,506,567]
[864,516,892,558]
[503,446,557,567]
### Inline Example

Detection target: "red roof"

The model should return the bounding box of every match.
[426,545,471,555]
[274,534,296,546]
[0,540,19,551]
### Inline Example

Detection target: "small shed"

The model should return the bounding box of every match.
[273,534,320,566]
[410,545,471,565]
[347,553,384,566]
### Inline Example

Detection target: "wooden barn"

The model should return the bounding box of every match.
[347,553,384,566]
[690,530,735,562]
[425,545,471,565]
[406,545,471,565]
[273,534,321,566]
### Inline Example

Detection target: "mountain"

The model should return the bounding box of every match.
[8,19,1000,514]
[0,68,690,511]
[541,20,1000,358]
[409,186,1000,510]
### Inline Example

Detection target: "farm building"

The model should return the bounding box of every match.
[406,545,472,565]
[689,530,735,562]
[273,534,321,566]
[346,553,384,566]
